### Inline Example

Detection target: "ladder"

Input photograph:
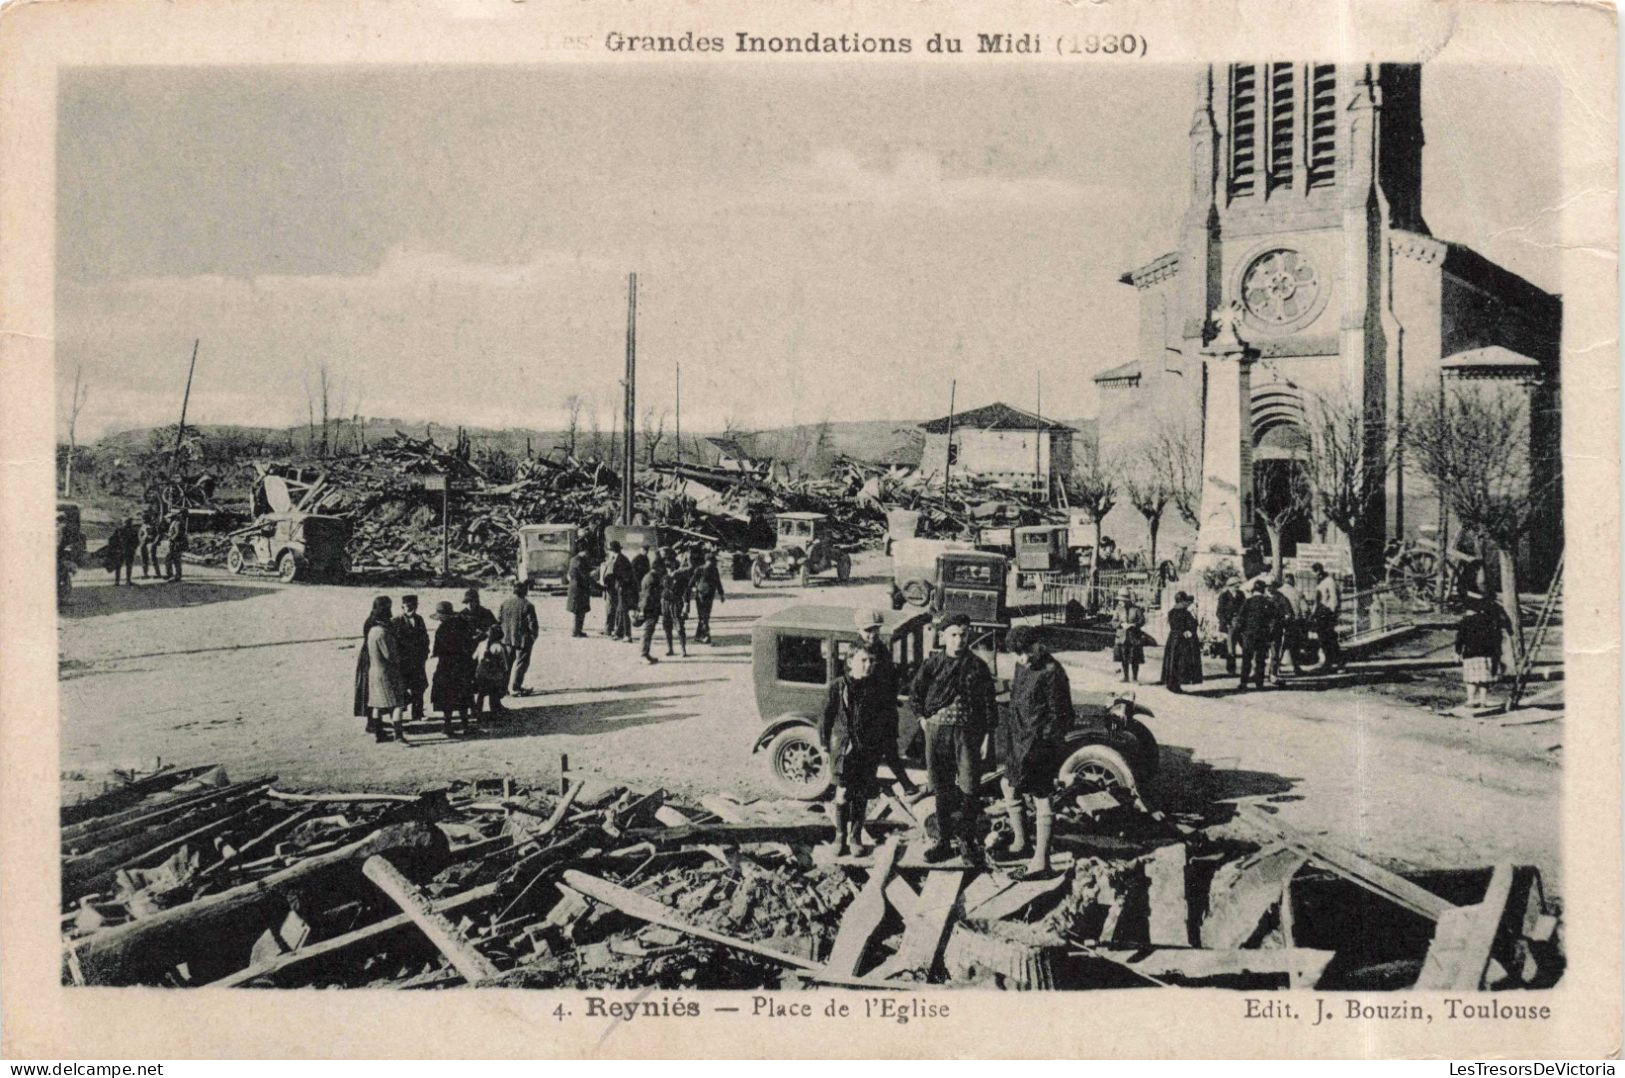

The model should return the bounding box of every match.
[1508,550,1563,709]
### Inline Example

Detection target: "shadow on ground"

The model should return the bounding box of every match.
[1145,743,1299,826]
[395,691,699,744]
[59,579,279,620]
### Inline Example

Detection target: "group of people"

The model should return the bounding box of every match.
[353,585,533,743]
[818,610,1070,878]
[100,511,188,585]
[1156,562,1347,694]
[573,539,727,664]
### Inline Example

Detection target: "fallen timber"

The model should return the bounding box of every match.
[60,769,1565,992]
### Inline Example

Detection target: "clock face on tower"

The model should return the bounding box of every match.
[1239,248,1322,331]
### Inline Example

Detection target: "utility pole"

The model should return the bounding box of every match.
[1035,371,1043,500]
[621,273,637,525]
[675,362,682,466]
[945,379,957,497]
[171,339,199,477]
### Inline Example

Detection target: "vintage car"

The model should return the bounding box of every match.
[517,522,583,591]
[226,512,350,583]
[749,603,1160,801]
[750,511,852,588]
[1012,524,1072,589]
[930,550,1010,632]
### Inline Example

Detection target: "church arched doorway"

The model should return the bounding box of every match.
[1252,421,1313,564]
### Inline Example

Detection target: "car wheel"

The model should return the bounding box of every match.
[765,726,832,800]
[750,562,767,589]
[226,547,245,575]
[276,551,300,583]
[836,552,851,582]
[1057,743,1138,802]
[901,580,932,607]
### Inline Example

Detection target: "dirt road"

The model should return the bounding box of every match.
[57,551,1562,885]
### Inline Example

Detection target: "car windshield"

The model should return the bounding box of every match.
[535,532,571,547]
[775,634,827,684]
[944,562,998,586]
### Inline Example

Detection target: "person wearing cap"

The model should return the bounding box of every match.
[1311,563,1343,672]
[691,549,726,645]
[853,608,919,796]
[393,594,431,720]
[461,587,497,639]
[995,625,1072,878]
[908,613,997,864]
[604,541,637,641]
[1235,579,1280,690]
[1111,587,1148,683]
[631,543,652,592]
[819,647,893,857]
[659,548,694,658]
[637,553,667,664]
[499,580,540,695]
[430,600,476,736]
[1216,577,1246,675]
[1160,591,1203,693]
[1269,575,1304,682]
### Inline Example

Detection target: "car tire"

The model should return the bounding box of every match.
[276,551,300,583]
[1057,743,1138,801]
[226,547,245,575]
[901,579,932,607]
[765,726,832,800]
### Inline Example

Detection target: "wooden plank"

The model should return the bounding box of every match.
[208,883,499,987]
[267,788,426,805]
[884,877,919,919]
[1200,844,1307,949]
[1145,842,1190,946]
[965,873,1067,922]
[1077,945,1335,984]
[62,779,274,850]
[64,798,270,898]
[1415,864,1515,990]
[1236,804,1453,922]
[362,855,500,985]
[872,869,964,981]
[198,807,321,881]
[626,821,905,848]
[823,837,901,976]
[561,870,820,971]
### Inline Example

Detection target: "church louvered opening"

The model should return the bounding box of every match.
[1228,64,1258,199]
[1307,64,1338,189]
[1266,63,1296,193]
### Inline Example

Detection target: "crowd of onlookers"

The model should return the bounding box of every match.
[92,511,189,584]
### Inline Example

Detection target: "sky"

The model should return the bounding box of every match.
[56,62,1562,441]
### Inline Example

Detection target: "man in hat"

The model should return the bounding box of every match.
[660,547,693,658]
[1215,576,1246,674]
[631,543,652,592]
[1235,579,1280,690]
[638,552,666,664]
[853,607,919,796]
[430,600,476,736]
[137,512,159,579]
[565,532,594,638]
[604,540,636,641]
[162,512,188,582]
[995,625,1072,878]
[691,549,726,645]
[114,516,138,585]
[499,580,540,695]
[393,594,431,719]
[908,613,996,864]
[460,587,497,639]
[1269,574,1304,682]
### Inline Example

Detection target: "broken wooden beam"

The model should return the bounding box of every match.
[61,778,274,851]
[1236,804,1453,922]
[197,806,321,881]
[873,869,964,981]
[1415,863,1515,990]
[267,787,431,805]
[823,837,900,976]
[1200,843,1307,949]
[69,821,449,986]
[63,787,273,896]
[560,869,820,971]
[209,883,500,987]
[362,854,500,985]
[1074,945,1336,986]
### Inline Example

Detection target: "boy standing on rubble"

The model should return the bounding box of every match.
[995,626,1072,879]
[820,647,891,857]
[909,613,996,864]
[853,608,919,797]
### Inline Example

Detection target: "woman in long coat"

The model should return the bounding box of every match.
[1159,591,1204,693]
[354,595,408,744]
[430,601,476,736]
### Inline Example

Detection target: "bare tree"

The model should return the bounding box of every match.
[63,363,90,496]
[1299,389,1400,584]
[587,405,606,461]
[1253,459,1314,580]
[1122,456,1172,570]
[1072,455,1119,606]
[641,405,668,466]
[562,393,585,457]
[1148,414,1202,530]
[1405,382,1557,660]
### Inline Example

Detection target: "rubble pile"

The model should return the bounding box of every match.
[61,764,1564,993]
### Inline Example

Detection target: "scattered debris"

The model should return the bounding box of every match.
[59,766,1565,992]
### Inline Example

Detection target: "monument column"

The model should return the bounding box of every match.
[1192,303,1257,574]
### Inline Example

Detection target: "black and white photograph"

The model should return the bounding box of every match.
[4,0,1618,1059]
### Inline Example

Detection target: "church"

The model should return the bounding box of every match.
[1092,64,1562,585]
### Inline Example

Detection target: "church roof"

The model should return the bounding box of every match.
[1091,360,1143,386]
[918,402,1075,434]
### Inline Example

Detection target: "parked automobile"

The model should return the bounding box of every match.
[1013,524,1072,589]
[929,550,1010,632]
[516,523,582,591]
[225,512,351,583]
[750,512,851,588]
[749,602,1159,801]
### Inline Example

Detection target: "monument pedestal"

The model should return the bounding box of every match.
[1190,306,1257,579]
